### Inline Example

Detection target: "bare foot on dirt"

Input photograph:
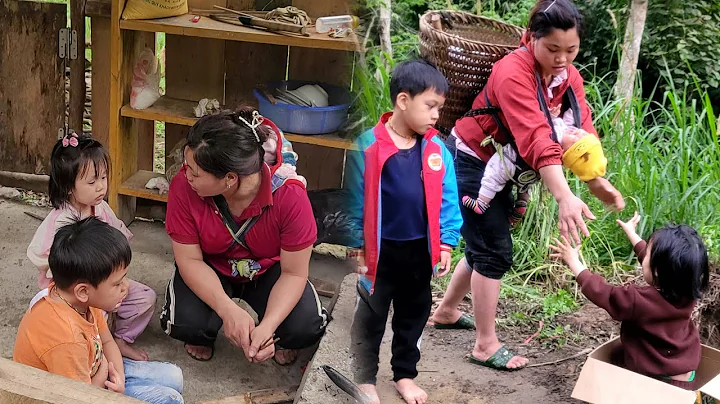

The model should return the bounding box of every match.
[274,348,299,365]
[395,379,428,404]
[185,344,213,361]
[426,308,463,326]
[358,384,380,404]
[472,342,528,369]
[115,338,149,361]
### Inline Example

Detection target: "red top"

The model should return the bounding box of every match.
[453,36,597,170]
[576,240,701,377]
[166,164,317,282]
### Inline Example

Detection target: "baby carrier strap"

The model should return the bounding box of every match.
[212,172,295,252]
[462,47,582,155]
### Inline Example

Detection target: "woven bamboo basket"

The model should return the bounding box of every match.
[419,11,524,134]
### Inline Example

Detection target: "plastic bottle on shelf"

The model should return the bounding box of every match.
[315,15,360,33]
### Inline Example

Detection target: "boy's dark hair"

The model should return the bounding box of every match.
[647,224,709,305]
[185,106,270,179]
[389,59,449,106]
[528,0,584,39]
[49,134,110,209]
[49,217,131,289]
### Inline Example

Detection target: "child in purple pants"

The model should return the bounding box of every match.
[27,133,156,361]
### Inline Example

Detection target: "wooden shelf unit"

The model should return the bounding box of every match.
[108,0,360,224]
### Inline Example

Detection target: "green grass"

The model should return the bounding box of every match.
[356,43,720,345]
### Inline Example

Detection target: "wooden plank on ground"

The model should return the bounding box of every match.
[200,385,298,404]
[309,277,338,298]
[0,0,65,174]
[0,358,143,403]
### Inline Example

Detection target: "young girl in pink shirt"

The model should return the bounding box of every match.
[27,132,156,361]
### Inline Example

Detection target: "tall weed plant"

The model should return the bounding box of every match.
[513,69,720,289]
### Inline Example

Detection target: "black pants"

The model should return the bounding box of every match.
[160,262,328,349]
[445,134,514,280]
[350,238,433,384]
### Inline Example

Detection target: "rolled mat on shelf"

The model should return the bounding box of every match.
[419,11,524,135]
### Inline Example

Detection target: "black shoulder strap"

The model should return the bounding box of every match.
[562,84,582,128]
[534,71,559,143]
[213,195,263,251]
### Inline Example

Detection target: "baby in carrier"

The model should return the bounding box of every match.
[461,105,624,223]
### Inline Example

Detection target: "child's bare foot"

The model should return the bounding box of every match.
[395,379,428,404]
[358,384,380,404]
[115,338,149,361]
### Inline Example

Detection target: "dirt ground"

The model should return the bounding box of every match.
[0,197,353,403]
[0,194,624,403]
[299,274,619,404]
[365,299,618,403]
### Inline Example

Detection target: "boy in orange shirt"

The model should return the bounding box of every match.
[14,217,184,403]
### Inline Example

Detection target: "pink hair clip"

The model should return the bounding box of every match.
[62,132,78,147]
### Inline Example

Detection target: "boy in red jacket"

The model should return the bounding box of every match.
[345,59,463,404]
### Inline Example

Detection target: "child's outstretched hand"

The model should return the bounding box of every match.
[549,236,585,276]
[616,212,642,246]
[436,251,453,277]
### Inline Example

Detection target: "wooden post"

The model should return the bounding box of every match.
[70,0,87,133]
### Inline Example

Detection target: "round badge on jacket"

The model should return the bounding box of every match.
[427,153,443,171]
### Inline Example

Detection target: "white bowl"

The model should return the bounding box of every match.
[291,84,329,107]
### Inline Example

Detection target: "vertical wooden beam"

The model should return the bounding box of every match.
[109,0,153,223]
[70,0,87,133]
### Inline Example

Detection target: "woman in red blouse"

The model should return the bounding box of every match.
[160,107,327,364]
[429,0,613,370]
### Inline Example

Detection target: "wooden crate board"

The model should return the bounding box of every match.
[293,143,344,190]
[288,47,353,87]
[224,41,287,109]
[165,34,226,103]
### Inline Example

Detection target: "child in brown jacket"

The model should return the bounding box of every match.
[550,212,709,389]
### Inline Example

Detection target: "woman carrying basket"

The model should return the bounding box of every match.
[428,0,623,370]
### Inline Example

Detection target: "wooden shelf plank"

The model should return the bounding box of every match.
[118,170,168,202]
[121,96,357,150]
[120,14,363,52]
[121,97,198,126]
[284,133,355,150]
